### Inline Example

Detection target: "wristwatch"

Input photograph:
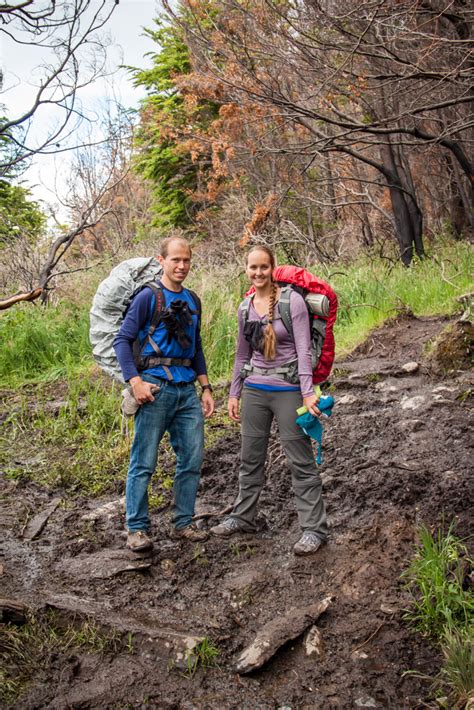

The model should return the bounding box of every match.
[201,383,213,393]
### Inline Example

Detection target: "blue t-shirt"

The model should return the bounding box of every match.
[113,282,207,383]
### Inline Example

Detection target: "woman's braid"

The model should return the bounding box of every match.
[263,282,277,360]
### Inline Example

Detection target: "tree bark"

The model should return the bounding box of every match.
[378,141,421,265]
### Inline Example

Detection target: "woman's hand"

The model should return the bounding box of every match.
[303,393,321,417]
[228,397,241,422]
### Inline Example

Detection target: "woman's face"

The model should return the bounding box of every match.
[246,249,273,290]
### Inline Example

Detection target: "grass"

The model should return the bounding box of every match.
[184,637,220,678]
[402,523,474,708]
[329,240,472,356]
[0,301,91,387]
[402,524,473,639]
[0,371,129,496]
[0,609,123,705]
[187,267,243,383]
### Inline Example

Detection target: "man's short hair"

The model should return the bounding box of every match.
[159,236,192,258]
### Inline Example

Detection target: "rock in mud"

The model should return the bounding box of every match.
[355,696,377,708]
[81,497,125,521]
[401,361,419,373]
[338,394,357,405]
[400,394,426,410]
[304,625,324,658]
[56,549,151,579]
[22,497,61,540]
[234,596,332,674]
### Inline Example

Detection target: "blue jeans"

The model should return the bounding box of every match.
[126,375,204,532]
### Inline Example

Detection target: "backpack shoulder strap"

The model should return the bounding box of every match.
[278,285,293,337]
[187,288,202,325]
[239,293,254,325]
[146,282,165,336]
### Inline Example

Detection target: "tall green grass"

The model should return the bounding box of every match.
[0,301,91,386]
[402,524,474,708]
[330,241,472,355]
[402,525,473,639]
[188,268,243,383]
[0,239,471,387]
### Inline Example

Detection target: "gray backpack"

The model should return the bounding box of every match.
[89,257,163,382]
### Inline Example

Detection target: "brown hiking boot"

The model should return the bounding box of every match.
[126,530,153,552]
[173,524,209,542]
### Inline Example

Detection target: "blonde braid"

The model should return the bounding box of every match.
[263,282,277,360]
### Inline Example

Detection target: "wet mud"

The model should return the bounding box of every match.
[1,315,472,709]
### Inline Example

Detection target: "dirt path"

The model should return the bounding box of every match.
[1,315,472,709]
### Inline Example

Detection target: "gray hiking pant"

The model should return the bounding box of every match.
[230,387,328,540]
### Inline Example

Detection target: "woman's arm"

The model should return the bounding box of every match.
[229,306,252,400]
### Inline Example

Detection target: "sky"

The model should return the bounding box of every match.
[0,0,160,213]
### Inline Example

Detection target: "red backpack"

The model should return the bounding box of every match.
[242,266,337,384]
[273,266,337,384]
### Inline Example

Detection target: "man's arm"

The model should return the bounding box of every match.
[113,289,157,404]
[192,319,214,417]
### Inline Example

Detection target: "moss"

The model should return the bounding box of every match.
[427,320,473,375]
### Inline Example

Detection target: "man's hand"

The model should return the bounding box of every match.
[228,397,240,422]
[130,377,157,405]
[201,389,214,418]
[303,393,321,417]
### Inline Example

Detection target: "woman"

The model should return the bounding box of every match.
[211,246,328,555]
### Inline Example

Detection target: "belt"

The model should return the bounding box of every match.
[159,378,193,387]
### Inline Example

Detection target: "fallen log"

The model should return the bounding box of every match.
[234,596,332,674]
[55,549,152,579]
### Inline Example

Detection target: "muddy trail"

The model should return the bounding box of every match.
[1,315,472,709]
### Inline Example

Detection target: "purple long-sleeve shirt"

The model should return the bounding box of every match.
[229,289,313,399]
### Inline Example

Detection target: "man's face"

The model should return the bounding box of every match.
[158,241,192,289]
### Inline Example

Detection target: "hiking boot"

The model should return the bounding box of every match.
[173,523,209,542]
[210,517,245,537]
[126,530,153,552]
[293,531,323,556]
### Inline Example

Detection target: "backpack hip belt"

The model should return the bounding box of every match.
[240,359,299,384]
[137,356,192,371]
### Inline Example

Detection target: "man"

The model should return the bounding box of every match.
[114,237,214,552]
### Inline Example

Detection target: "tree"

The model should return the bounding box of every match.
[0,110,134,308]
[0,0,119,176]
[0,180,46,247]
[131,15,221,230]
[161,0,473,264]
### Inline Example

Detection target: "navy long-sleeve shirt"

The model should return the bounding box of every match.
[113,283,207,383]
